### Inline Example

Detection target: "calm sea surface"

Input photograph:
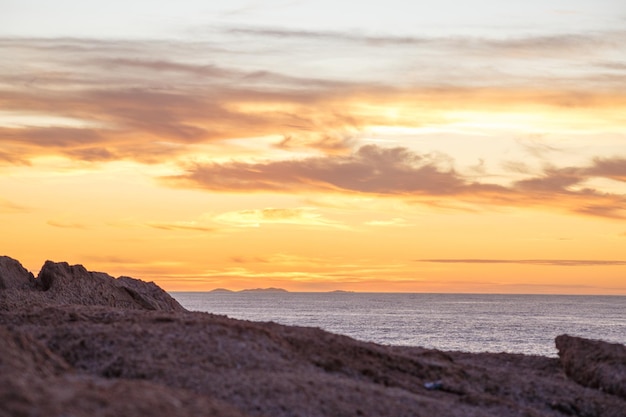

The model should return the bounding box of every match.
[171,292,625,357]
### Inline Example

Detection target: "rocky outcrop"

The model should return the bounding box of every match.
[556,334,626,399]
[1,256,625,417]
[0,257,184,312]
[117,275,186,311]
[0,256,35,290]
[37,260,145,309]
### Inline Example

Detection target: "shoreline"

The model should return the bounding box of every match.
[2,256,625,417]
[171,291,625,358]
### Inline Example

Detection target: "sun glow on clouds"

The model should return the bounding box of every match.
[2,1,626,293]
[214,208,344,229]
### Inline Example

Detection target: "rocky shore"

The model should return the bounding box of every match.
[1,255,624,417]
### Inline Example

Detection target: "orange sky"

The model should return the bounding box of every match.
[2,1,626,294]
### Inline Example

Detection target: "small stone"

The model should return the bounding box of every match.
[424,380,443,390]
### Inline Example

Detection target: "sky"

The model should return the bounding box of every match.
[1,1,626,294]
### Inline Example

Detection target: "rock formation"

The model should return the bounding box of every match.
[0,257,184,312]
[0,256,35,290]
[1,256,624,417]
[556,334,626,400]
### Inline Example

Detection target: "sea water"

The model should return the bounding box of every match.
[171,292,626,357]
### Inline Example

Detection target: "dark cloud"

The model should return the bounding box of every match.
[510,163,626,218]
[0,126,105,147]
[586,157,626,181]
[514,167,582,193]
[166,144,476,195]
[417,259,626,266]
[166,145,626,219]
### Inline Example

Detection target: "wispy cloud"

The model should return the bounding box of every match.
[0,198,30,213]
[364,217,410,227]
[146,222,215,232]
[46,220,88,229]
[417,259,626,266]
[213,207,343,228]
[0,149,31,166]
[225,26,624,57]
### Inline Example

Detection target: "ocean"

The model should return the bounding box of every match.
[171,292,626,357]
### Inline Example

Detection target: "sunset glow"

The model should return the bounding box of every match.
[2,1,625,293]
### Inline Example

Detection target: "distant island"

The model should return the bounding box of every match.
[240,287,289,293]
[208,288,356,293]
[208,287,289,293]
[208,288,235,293]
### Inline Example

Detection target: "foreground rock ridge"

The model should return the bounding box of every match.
[0,256,185,312]
[0,256,624,417]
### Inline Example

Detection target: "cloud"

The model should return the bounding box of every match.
[166,145,474,195]
[514,167,582,192]
[225,26,623,56]
[165,144,626,219]
[508,159,626,218]
[46,220,88,229]
[586,157,626,182]
[213,207,342,228]
[146,222,215,232]
[0,198,30,213]
[82,255,143,265]
[364,218,410,227]
[2,37,625,220]
[275,133,356,154]
[0,38,366,163]
[2,35,626,167]
[97,58,236,78]
[0,126,105,147]
[230,256,269,264]
[417,259,626,266]
[516,136,562,159]
[0,149,31,166]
